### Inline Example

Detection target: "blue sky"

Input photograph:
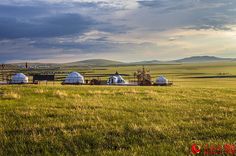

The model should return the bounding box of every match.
[0,0,236,63]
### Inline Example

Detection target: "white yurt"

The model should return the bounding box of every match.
[64,72,84,84]
[107,72,126,85]
[156,76,168,85]
[11,73,28,84]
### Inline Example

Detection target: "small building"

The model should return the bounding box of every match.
[107,72,126,85]
[11,73,28,84]
[63,72,84,84]
[33,74,55,83]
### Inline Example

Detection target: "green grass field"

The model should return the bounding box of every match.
[0,62,236,155]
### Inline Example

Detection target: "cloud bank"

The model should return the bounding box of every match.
[0,0,236,62]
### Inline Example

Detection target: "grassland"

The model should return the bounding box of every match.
[0,62,236,155]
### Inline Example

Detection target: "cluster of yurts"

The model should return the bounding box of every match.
[10,72,170,85]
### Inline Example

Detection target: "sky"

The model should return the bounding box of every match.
[0,0,236,63]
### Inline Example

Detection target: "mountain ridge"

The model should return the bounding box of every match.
[64,56,236,66]
[65,59,124,66]
[8,56,236,67]
[173,56,234,63]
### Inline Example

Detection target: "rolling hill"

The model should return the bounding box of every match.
[127,56,235,65]
[64,59,124,66]
[129,60,162,65]
[173,56,234,63]
[7,56,236,67]
[128,56,235,65]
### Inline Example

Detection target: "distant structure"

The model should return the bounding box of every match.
[136,66,152,86]
[90,79,101,85]
[25,62,28,69]
[33,74,55,84]
[63,72,85,84]
[156,76,168,85]
[107,71,126,85]
[155,76,173,86]
[1,64,5,81]
[1,64,5,70]
[11,73,28,84]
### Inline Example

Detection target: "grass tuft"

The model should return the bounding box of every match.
[34,89,47,94]
[53,90,68,99]
[1,91,21,100]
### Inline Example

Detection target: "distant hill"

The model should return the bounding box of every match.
[44,56,236,66]
[128,56,235,65]
[65,59,124,66]
[7,56,236,67]
[173,56,234,63]
[129,60,162,65]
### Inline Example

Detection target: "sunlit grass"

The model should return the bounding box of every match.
[1,91,21,100]
[0,84,236,155]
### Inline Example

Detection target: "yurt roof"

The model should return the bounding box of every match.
[13,73,27,78]
[157,76,168,81]
[67,72,83,78]
[115,71,119,75]
[117,75,125,80]
[109,75,118,79]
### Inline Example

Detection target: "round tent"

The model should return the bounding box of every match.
[64,72,85,84]
[156,76,168,85]
[11,73,28,84]
[107,73,126,85]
